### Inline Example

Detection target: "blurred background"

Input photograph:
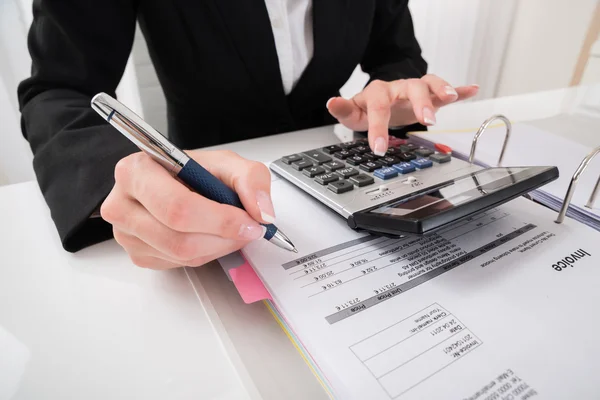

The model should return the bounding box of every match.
[1,0,599,187]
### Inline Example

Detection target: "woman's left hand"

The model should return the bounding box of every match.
[327,74,479,155]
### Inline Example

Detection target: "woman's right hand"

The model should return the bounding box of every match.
[100,150,276,270]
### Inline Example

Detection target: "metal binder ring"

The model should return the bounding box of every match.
[555,145,600,224]
[468,115,512,165]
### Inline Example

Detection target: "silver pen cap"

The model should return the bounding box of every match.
[91,92,189,175]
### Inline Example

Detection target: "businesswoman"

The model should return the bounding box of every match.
[18,0,478,269]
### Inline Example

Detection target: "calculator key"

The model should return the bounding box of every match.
[336,167,359,178]
[350,174,375,187]
[328,180,354,194]
[351,145,370,154]
[340,141,360,150]
[322,145,342,154]
[315,173,339,185]
[429,153,452,163]
[323,161,345,171]
[392,162,416,174]
[303,151,332,165]
[385,147,401,155]
[360,161,384,172]
[363,151,383,160]
[380,156,400,167]
[400,143,418,152]
[292,160,313,170]
[374,167,399,180]
[347,155,366,166]
[410,158,433,169]
[414,147,434,157]
[302,166,326,178]
[333,150,352,160]
[398,152,416,161]
[282,154,302,164]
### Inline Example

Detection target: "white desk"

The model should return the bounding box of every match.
[1,85,598,400]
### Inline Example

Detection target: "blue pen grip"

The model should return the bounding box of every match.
[177,158,276,240]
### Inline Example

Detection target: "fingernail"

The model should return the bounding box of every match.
[239,224,266,241]
[471,84,480,88]
[444,86,458,97]
[326,97,336,109]
[256,190,276,223]
[374,137,387,156]
[423,107,436,126]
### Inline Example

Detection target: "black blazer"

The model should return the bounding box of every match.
[18,0,427,252]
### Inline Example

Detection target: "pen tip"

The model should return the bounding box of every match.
[292,248,298,253]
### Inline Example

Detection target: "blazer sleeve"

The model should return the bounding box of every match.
[359,0,428,136]
[17,0,140,252]
[361,0,428,82]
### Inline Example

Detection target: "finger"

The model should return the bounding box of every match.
[456,84,479,100]
[114,153,264,239]
[105,196,251,262]
[421,74,459,105]
[128,254,180,270]
[432,84,480,108]
[326,97,368,132]
[355,81,392,155]
[114,228,245,268]
[391,78,436,126]
[184,240,249,268]
[190,150,275,224]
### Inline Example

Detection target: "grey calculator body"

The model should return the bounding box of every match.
[270,139,559,237]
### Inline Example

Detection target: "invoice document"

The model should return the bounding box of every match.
[243,177,600,400]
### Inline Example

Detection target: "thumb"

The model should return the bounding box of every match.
[327,97,367,131]
[187,150,275,225]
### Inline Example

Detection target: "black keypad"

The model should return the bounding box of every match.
[340,141,359,150]
[302,166,326,177]
[333,150,352,160]
[380,156,400,167]
[414,147,434,157]
[400,143,418,152]
[363,151,383,160]
[328,180,354,194]
[282,154,302,164]
[323,161,345,171]
[430,153,451,163]
[303,151,332,165]
[292,160,313,170]
[336,167,359,178]
[360,161,384,172]
[351,145,370,154]
[315,173,339,185]
[347,155,366,166]
[322,145,342,154]
[398,152,416,161]
[350,174,375,187]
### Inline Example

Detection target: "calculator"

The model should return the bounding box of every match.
[269,137,559,237]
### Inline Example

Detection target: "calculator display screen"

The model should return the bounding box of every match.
[369,167,535,220]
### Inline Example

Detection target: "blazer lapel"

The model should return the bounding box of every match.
[211,0,287,110]
[288,0,353,108]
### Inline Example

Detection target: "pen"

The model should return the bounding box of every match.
[91,92,297,253]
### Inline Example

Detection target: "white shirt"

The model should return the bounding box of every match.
[264,0,314,94]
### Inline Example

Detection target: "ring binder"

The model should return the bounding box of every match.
[555,145,600,224]
[468,114,512,165]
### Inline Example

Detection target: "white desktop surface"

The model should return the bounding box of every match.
[0,85,598,400]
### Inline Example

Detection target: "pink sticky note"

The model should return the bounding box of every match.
[229,261,272,304]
